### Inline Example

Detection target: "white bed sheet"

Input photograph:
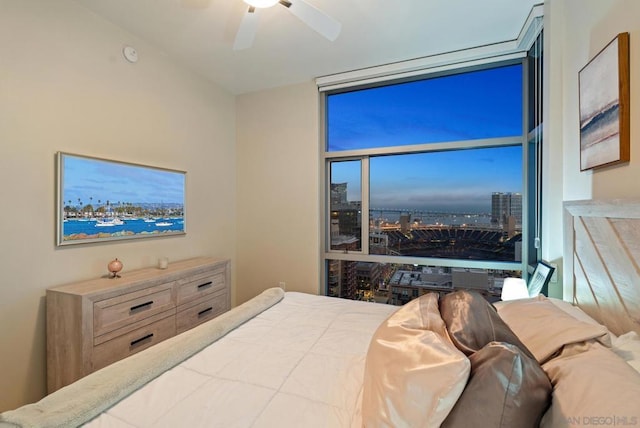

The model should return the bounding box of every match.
[84,292,398,428]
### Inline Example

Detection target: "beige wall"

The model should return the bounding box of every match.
[541,0,566,298]
[545,0,640,298]
[0,1,236,411]
[5,0,640,414]
[235,83,320,304]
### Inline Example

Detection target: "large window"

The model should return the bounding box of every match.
[323,54,543,303]
[327,65,523,151]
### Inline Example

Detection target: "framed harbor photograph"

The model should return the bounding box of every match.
[578,32,630,171]
[56,152,186,246]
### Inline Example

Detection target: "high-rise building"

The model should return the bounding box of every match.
[330,182,362,251]
[491,192,522,227]
[355,262,382,297]
[451,268,489,290]
[327,258,357,299]
[330,182,348,205]
[399,213,411,233]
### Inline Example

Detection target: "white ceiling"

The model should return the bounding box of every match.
[73,0,540,94]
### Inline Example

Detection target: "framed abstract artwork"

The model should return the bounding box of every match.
[578,32,630,171]
[56,152,186,246]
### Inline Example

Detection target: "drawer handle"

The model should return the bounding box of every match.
[197,281,213,290]
[130,301,153,313]
[130,333,153,347]
[198,307,213,317]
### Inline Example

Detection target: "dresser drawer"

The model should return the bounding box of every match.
[176,292,228,334]
[94,283,175,337]
[176,268,226,305]
[92,314,176,372]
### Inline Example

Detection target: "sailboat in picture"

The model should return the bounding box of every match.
[154,202,173,227]
[95,218,124,227]
[95,202,124,227]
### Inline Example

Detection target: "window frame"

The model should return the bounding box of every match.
[320,55,542,295]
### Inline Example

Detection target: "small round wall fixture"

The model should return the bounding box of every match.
[108,258,123,278]
[123,46,138,63]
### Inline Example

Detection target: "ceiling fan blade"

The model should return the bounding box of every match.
[283,0,341,41]
[233,7,260,50]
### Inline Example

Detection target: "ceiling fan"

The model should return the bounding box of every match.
[234,0,341,50]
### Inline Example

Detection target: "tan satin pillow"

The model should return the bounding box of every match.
[362,293,470,428]
[495,295,610,363]
[540,341,640,427]
[442,342,551,428]
[440,290,534,359]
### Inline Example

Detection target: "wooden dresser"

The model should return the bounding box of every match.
[46,257,230,392]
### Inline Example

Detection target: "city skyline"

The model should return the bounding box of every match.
[327,64,523,213]
[331,153,522,214]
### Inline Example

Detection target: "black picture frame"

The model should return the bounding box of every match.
[528,260,555,297]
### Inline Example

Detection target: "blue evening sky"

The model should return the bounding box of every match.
[62,155,185,207]
[328,64,523,213]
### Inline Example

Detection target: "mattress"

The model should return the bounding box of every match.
[84,291,398,427]
[3,287,639,428]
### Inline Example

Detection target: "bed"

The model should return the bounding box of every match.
[1,198,640,427]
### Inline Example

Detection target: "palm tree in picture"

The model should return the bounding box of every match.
[77,198,84,219]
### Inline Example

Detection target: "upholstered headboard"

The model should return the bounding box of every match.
[564,199,640,336]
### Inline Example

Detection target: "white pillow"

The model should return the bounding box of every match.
[612,331,640,374]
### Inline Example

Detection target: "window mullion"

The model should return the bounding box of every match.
[361,157,370,255]
[324,136,521,161]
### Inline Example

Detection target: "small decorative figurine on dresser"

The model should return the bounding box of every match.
[108,258,123,278]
